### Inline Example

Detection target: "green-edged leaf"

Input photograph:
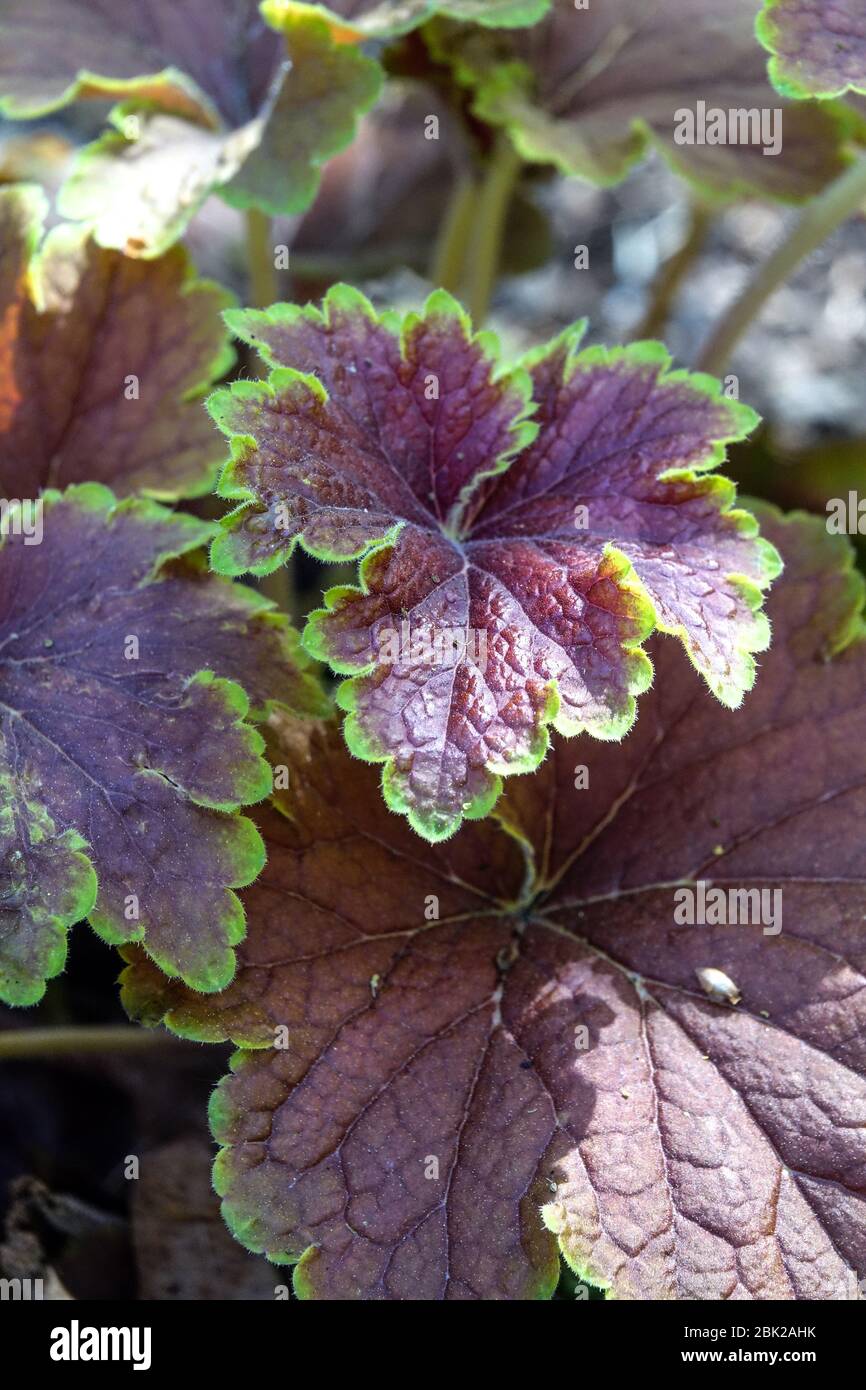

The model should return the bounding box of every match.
[758,0,866,99]
[217,9,383,219]
[0,1,381,256]
[433,0,863,202]
[0,484,326,1005]
[0,803,96,1007]
[208,284,777,840]
[263,0,551,42]
[726,431,866,572]
[0,184,234,500]
[57,101,282,260]
[120,714,528,1045]
[122,511,866,1299]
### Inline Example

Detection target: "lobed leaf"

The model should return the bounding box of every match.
[209,285,778,840]
[432,0,863,203]
[0,802,96,1008]
[123,510,866,1299]
[0,184,234,500]
[758,0,866,99]
[0,484,326,1005]
[0,1,381,255]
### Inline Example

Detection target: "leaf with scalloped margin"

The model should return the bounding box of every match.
[0,1,381,256]
[431,0,863,203]
[758,0,866,99]
[121,510,866,1300]
[0,799,96,1007]
[265,0,550,42]
[208,284,778,841]
[0,184,234,500]
[0,484,326,1006]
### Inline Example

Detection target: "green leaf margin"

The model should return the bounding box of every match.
[208,288,777,842]
[757,0,866,100]
[0,482,325,1000]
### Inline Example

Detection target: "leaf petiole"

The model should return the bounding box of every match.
[245,207,278,309]
[430,170,479,295]
[0,1025,176,1060]
[464,134,522,325]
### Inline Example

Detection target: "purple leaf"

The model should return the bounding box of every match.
[0,184,233,500]
[0,484,326,1005]
[209,285,778,840]
[758,0,866,99]
[0,2,382,255]
[436,0,862,201]
[122,510,866,1299]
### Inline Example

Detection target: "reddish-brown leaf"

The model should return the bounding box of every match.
[123,509,866,1299]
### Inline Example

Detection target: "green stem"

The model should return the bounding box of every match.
[245,207,277,309]
[698,153,866,377]
[0,1025,176,1060]
[635,200,713,340]
[464,136,522,325]
[430,171,478,293]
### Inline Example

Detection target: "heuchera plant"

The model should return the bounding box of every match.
[0,185,234,498]
[0,480,325,1004]
[429,0,865,200]
[0,0,383,254]
[121,509,866,1299]
[1,0,865,1306]
[209,286,778,839]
